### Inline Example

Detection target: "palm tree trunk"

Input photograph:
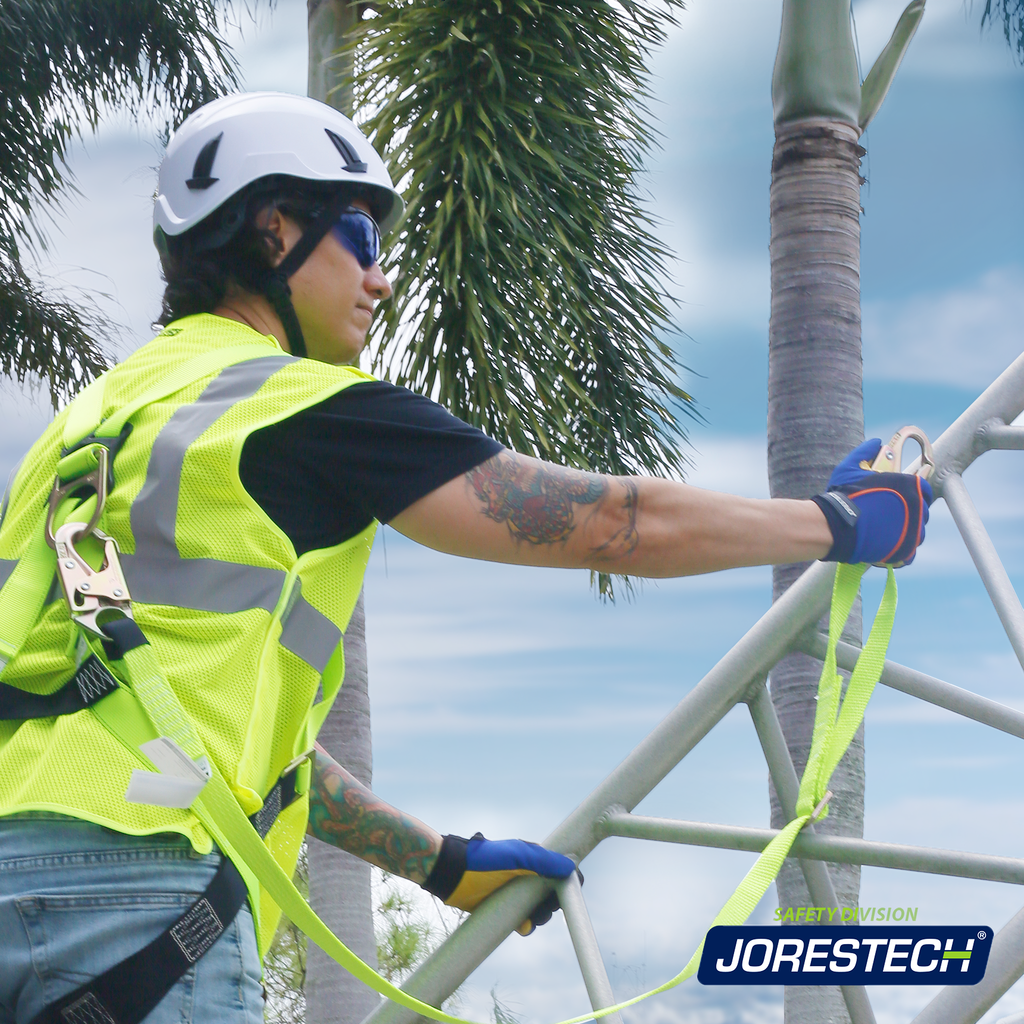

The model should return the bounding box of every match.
[767,117,865,1024]
[306,6,378,1024]
[306,591,382,1024]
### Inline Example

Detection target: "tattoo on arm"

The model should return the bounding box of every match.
[466,452,640,561]
[307,749,440,883]
[467,452,608,545]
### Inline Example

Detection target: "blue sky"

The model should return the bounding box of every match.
[2,1,1023,1022]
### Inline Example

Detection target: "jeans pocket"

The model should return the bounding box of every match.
[14,895,262,1024]
[17,891,196,1006]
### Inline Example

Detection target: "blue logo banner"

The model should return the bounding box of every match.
[698,926,992,985]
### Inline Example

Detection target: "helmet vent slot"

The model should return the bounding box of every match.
[186,133,224,190]
[325,129,368,173]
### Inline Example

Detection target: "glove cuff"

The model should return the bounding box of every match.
[422,834,469,901]
[811,492,859,563]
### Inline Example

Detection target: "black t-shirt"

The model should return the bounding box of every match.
[239,381,503,555]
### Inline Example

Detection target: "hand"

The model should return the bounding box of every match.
[421,833,577,935]
[812,438,933,566]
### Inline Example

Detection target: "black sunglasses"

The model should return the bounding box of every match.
[330,207,382,269]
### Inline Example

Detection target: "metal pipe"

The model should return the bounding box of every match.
[541,561,835,854]
[798,633,1024,740]
[910,901,1024,1024]
[977,421,1024,451]
[600,813,1024,887]
[926,351,1024,490]
[556,873,624,1024]
[359,874,555,1024]
[942,473,1024,674]
[746,685,877,1024]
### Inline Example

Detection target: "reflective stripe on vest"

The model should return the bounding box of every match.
[114,355,342,674]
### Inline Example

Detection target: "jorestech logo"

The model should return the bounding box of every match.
[698,926,992,986]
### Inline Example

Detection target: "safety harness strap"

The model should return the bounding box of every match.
[0,654,119,719]
[84,637,485,1024]
[28,852,248,1024]
[250,765,302,839]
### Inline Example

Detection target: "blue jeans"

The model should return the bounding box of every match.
[0,816,263,1024]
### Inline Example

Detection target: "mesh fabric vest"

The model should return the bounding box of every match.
[0,313,376,951]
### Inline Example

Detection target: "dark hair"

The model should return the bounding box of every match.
[156,177,356,326]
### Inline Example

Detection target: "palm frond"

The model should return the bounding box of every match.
[0,0,243,401]
[982,0,1024,60]
[0,255,109,407]
[353,0,695,485]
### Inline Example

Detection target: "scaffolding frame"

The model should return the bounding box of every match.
[361,351,1024,1024]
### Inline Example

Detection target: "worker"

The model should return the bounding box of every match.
[0,93,930,1024]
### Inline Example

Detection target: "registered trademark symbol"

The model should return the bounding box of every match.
[978,931,987,940]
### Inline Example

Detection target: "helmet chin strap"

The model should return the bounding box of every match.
[263,191,351,359]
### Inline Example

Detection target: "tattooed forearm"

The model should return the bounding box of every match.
[467,451,608,546]
[589,479,640,560]
[307,748,440,883]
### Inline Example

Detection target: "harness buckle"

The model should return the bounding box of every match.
[51,521,134,638]
[859,425,935,480]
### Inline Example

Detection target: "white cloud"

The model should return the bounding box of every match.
[684,435,770,498]
[863,265,1024,389]
[668,253,770,334]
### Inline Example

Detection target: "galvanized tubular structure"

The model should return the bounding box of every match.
[361,351,1024,1024]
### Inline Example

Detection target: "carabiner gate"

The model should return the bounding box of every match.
[859,424,935,480]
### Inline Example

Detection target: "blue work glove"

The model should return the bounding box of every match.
[421,833,578,935]
[812,438,933,566]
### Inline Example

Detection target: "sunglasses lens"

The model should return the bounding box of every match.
[331,209,381,269]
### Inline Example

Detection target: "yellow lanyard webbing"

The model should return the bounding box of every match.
[90,561,894,1024]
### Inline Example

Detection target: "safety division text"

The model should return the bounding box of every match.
[698,926,991,985]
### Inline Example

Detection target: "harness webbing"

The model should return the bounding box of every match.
[0,653,119,719]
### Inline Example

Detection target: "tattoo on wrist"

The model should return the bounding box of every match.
[307,752,439,882]
[467,452,607,545]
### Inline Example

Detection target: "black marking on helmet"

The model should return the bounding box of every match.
[186,133,224,190]
[325,129,368,173]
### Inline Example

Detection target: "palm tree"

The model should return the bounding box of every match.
[0,0,237,405]
[353,0,694,491]
[767,2,923,1022]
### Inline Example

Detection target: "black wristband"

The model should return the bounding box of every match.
[422,834,470,901]
[811,492,858,563]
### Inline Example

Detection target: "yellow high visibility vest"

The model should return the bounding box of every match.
[0,313,376,948]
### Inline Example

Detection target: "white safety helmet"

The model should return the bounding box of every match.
[153,92,404,358]
[154,91,403,240]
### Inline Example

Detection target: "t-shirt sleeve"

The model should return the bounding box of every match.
[239,380,503,555]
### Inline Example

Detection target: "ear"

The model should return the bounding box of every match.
[254,205,289,266]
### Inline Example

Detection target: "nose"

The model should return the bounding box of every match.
[365,263,392,301]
